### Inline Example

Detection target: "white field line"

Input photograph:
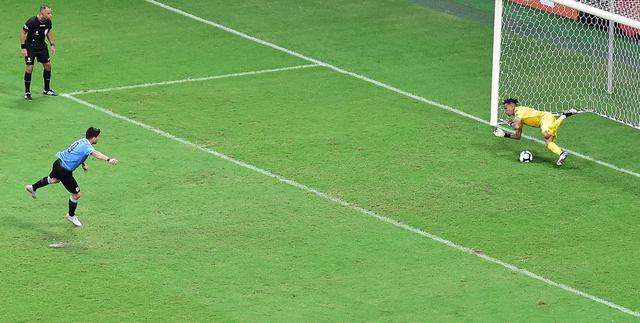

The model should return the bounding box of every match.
[61,93,639,318]
[144,0,640,179]
[66,64,320,96]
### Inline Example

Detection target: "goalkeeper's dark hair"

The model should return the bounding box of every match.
[503,98,518,105]
[86,127,101,139]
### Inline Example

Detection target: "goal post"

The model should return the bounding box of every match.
[491,0,640,129]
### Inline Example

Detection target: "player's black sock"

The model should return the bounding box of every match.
[43,70,51,91]
[24,72,32,93]
[68,198,78,217]
[32,177,50,191]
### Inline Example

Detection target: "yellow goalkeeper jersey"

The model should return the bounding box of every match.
[514,106,553,128]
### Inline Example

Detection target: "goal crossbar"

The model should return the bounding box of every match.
[553,0,640,30]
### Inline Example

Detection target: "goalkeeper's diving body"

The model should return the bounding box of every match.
[494,98,580,166]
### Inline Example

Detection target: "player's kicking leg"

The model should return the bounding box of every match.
[25,176,58,199]
[25,185,37,199]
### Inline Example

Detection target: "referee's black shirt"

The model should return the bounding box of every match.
[23,16,52,51]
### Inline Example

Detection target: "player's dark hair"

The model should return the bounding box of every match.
[502,98,518,106]
[40,4,51,12]
[86,127,101,139]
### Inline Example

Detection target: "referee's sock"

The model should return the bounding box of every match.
[68,197,78,217]
[43,70,51,91]
[32,176,51,191]
[24,72,32,93]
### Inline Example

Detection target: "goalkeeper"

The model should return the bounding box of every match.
[494,98,579,166]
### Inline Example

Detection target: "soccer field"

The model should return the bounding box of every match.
[1,0,639,321]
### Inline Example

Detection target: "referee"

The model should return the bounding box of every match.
[20,4,57,101]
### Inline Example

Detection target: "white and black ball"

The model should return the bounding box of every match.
[519,150,533,163]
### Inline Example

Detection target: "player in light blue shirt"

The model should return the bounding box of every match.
[56,137,96,171]
[25,127,119,227]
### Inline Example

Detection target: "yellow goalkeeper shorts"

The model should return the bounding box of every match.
[540,114,558,137]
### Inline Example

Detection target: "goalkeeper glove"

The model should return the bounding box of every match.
[493,128,511,138]
[493,128,505,137]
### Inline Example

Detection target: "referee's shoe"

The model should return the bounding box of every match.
[43,89,58,96]
[24,92,32,100]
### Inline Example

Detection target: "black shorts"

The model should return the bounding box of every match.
[25,47,50,65]
[49,159,80,194]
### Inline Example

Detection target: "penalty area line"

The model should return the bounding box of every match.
[65,64,320,95]
[60,93,640,319]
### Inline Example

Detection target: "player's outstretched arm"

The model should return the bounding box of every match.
[511,120,523,139]
[91,150,119,165]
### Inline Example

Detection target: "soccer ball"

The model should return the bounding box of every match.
[519,150,533,163]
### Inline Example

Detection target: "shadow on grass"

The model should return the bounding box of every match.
[6,215,88,251]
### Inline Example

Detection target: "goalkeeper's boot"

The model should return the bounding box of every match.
[65,214,82,227]
[562,108,594,118]
[25,185,37,199]
[43,89,58,96]
[561,108,578,118]
[557,151,569,166]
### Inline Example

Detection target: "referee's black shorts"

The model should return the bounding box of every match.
[25,47,50,65]
[49,159,80,194]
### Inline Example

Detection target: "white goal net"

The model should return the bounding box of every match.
[491,0,640,129]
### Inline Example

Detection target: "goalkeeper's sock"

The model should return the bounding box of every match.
[68,197,78,217]
[547,141,562,155]
[32,176,50,191]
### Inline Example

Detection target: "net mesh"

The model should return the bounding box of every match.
[498,0,640,128]
[579,0,640,22]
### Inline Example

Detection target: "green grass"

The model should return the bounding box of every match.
[1,0,639,321]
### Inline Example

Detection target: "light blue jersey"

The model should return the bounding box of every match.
[56,138,96,171]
